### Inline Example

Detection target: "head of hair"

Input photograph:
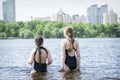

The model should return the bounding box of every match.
[35,36,43,47]
[64,26,73,39]
[63,26,74,52]
[34,36,43,63]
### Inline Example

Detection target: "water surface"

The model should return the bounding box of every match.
[0,38,120,80]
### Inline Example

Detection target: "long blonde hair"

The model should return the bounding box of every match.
[64,26,74,52]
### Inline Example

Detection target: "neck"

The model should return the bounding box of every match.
[37,44,43,48]
[40,45,43,47]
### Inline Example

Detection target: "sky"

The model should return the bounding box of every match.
[15,0,120,21]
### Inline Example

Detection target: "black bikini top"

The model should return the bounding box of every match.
[34,46,48,62]
[66,39,76,51]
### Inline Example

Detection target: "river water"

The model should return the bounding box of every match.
[0,38,120,80]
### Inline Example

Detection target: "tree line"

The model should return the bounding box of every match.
[0,20,120,39]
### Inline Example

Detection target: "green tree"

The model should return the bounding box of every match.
[19,29,33,39]
[5,22,20,37]
[35,24,45,36]
[43,28,51,38]
[0,32,7,39]
[0,20,120,39]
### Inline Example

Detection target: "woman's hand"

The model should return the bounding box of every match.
[28,59,32,65]
[72,67,79,71]
[58,67,64,72]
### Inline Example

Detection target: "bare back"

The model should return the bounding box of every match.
[34,49,48,63]
[63,39,78,56]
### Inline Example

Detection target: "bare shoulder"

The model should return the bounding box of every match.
[45,48,51,55]
[74,39,78,43]
[74,39,79,46]
[61,39,68,44]
[61,39,67,43]
[31,48,36,53]
[46,48,50,53]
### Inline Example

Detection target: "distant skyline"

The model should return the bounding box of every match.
[14,0,120,21]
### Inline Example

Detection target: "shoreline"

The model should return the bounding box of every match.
[0,37,120,40]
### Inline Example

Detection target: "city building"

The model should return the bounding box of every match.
[87,4,108,24]
[52,9,72,23]
[53,9,86,23]
[3,0,16,21]
[98,4,108,24]
[79,15,87,23]
[103,9,118,24]
[52,14,57,21]
[108,9,118,24]
[56,9,65,22]
[72,14,80,23]
[64,14,72,23]
[0,0,3,20]
[33,16,51,21]
[103,13,109,24]
[87,4,98,24]
[119,17,120,23]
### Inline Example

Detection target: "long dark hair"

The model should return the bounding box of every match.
[35,36,43,63]
[64,26,74,52]
[35,36,43,47]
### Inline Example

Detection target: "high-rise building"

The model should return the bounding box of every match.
[108,9,118,24]
[72,14,80,23]
[87,4,98,24]
[98,4,108,24]
[52,13,57,21]
[0,0,3,20]
[80,15,87,23]
[64,14,71,23]
[103,9,118,24]
[3,0,16,21]
[53,9,87,23]
[57,9,65,22]
[53,9,72,23]
[87,4,108,24]
[118,17,120,23]
[103,13,109,24]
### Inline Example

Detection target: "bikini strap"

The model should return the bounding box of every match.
[34,47,48,61]
[39,47,48,54]
[67,38,76,51]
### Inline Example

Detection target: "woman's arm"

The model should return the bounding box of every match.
[47,49,53,66]
[76,40,80,70]
[28,48,36,65]
[59,40,66,71]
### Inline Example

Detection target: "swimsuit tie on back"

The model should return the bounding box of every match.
[34,47,48,72]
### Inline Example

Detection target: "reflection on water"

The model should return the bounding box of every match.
[0,38,120,80]
[27,71,82,80]
[62,71,82,80]
[28,72,50,80]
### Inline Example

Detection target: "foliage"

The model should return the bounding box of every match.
[0,20,120,39]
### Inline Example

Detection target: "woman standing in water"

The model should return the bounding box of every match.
[28,36,52,74]
[59,26,80,72]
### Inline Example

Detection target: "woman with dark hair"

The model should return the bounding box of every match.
[59,26,80,72]
[28,36,52,74]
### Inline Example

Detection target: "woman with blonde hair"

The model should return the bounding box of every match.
[59,26,80,72]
